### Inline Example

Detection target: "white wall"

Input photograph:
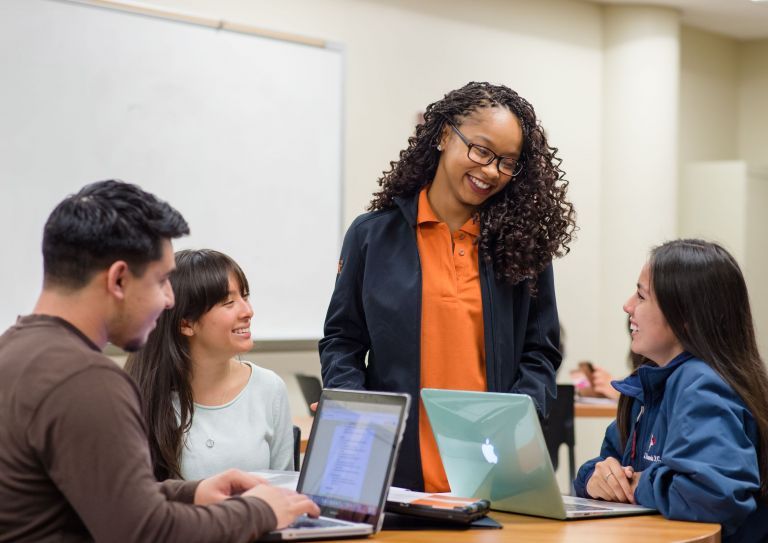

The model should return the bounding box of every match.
[48,0,768,486]
[679,162,748,261]
[744,167,768,359]
[678,162,768,359]
[121,0,609,373]
[678,31,768,359]
[102,0,611,486]
[737,39,768,362]
[678,26,739,164]
[598,5,680,370]
[738,39,768,165]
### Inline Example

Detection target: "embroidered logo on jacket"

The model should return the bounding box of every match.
[643,434,660,463]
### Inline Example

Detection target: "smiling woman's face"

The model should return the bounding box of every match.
[623,263,684,366]
[183,273,254,360]
[431,106,523,215]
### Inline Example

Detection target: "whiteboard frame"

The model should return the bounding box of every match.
[12,0,347,351]
[63,0,328,48]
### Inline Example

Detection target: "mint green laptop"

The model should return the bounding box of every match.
[421,389,656,520]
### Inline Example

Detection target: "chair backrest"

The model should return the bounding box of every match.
[295,374,323,415]
[542,384,576,483]
[292,425,301,471]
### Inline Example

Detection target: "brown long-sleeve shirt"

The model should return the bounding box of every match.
[0,315,276,542]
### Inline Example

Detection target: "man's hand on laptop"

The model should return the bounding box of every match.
[194,469,269,505]
[245,485,321,529]
[586,457,636,504]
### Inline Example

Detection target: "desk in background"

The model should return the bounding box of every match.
[575,401,617,418]
[294,416,313,453]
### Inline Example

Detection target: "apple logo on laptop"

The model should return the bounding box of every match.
[481,438,498,464]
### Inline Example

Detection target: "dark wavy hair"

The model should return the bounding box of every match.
[43,179,189,289]
[125,249,249,480]
[616,239,768,499]
[369,82,576,287]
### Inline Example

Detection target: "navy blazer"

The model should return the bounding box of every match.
[319,193,562,490]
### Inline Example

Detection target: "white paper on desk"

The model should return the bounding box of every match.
[248,474,467,506]
[250,469,299,490]
[575,397,618,405]
[386,487,488,508]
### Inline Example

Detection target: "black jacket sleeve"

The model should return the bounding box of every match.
[511,264,561,417]
[319,220,369,391]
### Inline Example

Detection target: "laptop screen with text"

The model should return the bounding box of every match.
[297,392,406,525]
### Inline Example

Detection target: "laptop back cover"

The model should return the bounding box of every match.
[421,389,568,519]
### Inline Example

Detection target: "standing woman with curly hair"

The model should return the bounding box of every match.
[320,82,576,492]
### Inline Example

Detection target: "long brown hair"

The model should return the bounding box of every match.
[125,249,249,480]
[617,239,768,498]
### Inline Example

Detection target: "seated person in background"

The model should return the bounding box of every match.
[571,322,647,401]
[571,361,617,400]
[574,239,768,542]
[586,364,618,400]
[126,249,293,481]
[0,180,317,542]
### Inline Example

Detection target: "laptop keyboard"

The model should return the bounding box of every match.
[565,503,611,512]
[290,517,349,529]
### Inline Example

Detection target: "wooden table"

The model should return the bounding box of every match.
[293,415,314,453]
[291,410,720,542]
[366,512,720,543]
[574,401,617,418]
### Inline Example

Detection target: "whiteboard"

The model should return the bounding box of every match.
[0,0,343,340]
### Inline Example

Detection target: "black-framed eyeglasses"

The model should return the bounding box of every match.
[446,120,523,177]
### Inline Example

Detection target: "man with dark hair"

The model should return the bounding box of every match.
[0,180,318,542]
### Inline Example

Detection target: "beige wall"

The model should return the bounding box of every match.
[149,0,608,373]
[738,39,768,164]
[149,0,602,223]
[678,162,768,360]
[139,0,611,483]
[598,6,680,370]
[679,162,748,261]
[104,0,768,485]
[678,31,768,359]
[744,167,768,359]
[679,26,739,163]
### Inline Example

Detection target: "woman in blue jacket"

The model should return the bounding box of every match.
[574,239,768,541]
[320,82,576,491]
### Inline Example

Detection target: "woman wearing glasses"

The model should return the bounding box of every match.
[320,82,576,491]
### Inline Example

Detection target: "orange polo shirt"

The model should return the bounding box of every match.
[416,187,487,493]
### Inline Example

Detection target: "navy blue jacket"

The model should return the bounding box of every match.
[319,193,561,490]
[574,353,767,542]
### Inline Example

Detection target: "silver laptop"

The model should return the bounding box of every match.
[421,389,655,520]
[260,389,410,540]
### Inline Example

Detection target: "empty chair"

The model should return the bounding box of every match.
[292,425,301,471]
[295,374,323,416]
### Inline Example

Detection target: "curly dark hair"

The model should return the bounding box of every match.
[370,82,576,288]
